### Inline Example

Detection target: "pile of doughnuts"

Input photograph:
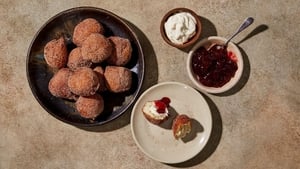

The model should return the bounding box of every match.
[44,18,133,119]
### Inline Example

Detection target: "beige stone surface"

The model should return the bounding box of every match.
[0,0,299,169]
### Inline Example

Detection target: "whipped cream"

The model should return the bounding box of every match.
[143,101,168,120]
[164,12,197,44]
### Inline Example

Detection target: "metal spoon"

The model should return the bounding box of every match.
[224,17,254,46]
[208,17,254,51]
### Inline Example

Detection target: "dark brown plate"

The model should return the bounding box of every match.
[26,7,144,127]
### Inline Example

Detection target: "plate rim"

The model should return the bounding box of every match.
[26,6,145,127]
[130,81,212,163]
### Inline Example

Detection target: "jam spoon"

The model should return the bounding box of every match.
[209,17,254,50]
[224,17,254,46]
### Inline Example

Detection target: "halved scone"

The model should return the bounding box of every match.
[142,97,171,125]
[172,114,192,139]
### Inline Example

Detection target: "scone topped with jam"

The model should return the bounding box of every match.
[142,97,171,124]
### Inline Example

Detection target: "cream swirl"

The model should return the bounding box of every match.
[164,12,196,44]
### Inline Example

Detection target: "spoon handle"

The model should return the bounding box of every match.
[225,17,254,46]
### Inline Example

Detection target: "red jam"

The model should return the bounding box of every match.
[154,97,171,114]
[191,45,238,87]
[160,97,171,107]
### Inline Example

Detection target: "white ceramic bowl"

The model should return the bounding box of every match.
[186,36,243,93]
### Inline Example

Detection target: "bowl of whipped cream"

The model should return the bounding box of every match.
[160,8,201,49]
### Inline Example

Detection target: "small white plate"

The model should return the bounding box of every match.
[130,82,212,164]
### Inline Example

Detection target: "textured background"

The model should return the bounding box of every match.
[0,0,299,169]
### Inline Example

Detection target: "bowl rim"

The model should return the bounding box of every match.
[186,36,243,93]
[160,7,201,49]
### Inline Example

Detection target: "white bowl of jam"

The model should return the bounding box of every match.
[186,36,243,93]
